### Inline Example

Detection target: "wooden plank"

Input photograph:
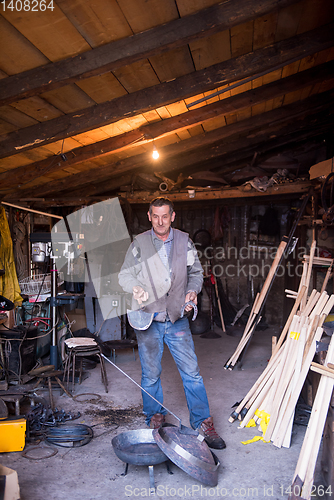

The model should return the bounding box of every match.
[297,0,334,34]
[321,261,334,293]
[117,182,312,204]
[272,285,307,357]
[5,92,329,199]
[0,155,31,172]
[263,318,300,440]
[2,87,330,197]
[0,120,18,135]
[310,362,334,380]
[76,74,128,104]
[116,0,178,32]
[6,123,329,200]
[292,332,334,498]
[149,47,194,82]
[1,4,91,62]
[272,325,324,448]
[0,0,302,106]
[230,20,254,58]
[0,106,37,129]
[281,325,307,448]
[1,25,333,159]
[10,97,63,122]
[253,11,278,50]
[275,2,303,42]
[304,240,317,297]
[0,16,48,75]
[228,345,281,422]
[71,129,111,147]
[40,85,95,114]
[309,157,334,179]
[113,59,160,92]
[176,0,221,17]
[189,30,231,70]
[55,0,132,47]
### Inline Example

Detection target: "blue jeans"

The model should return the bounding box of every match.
[135,317,211,429]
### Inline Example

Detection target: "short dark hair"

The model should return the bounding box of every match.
[149,197,174,215]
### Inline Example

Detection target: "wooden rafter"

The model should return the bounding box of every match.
[0,0,301,107]
[5,90,333,201]
[0,23,333,159]
[0,60,332,191]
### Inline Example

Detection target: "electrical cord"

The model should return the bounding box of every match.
[44,423,94,447]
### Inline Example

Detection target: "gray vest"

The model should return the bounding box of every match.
[133,229,188,324]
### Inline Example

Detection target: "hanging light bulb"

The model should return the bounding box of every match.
[152,145,159,159]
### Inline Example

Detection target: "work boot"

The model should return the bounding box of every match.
[150,413,166,429]
[200,417,226,449]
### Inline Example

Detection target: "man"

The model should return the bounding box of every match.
[118,197,225,450]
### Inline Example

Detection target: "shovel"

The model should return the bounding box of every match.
[101,353,200,437]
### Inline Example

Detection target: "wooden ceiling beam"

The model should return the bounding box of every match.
[13,180,314,208]
[73,114,334,198]
[0,0,300,106]
[1,60,332,190]
[117,180,313,204]
[0,24,333,159]
[34,180,313,207]
[7,91,333,201]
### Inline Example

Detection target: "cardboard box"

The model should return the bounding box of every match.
[0,465,20,500]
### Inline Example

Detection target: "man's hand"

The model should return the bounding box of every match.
[184,291,197,312]
[132,286,149,305]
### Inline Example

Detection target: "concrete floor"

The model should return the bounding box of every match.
[0,325,329,500]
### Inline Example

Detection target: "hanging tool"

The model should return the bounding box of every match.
[231,303,249,327]
[211,272,225,332]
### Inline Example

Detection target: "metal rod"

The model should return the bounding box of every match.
[1,201,63,219]
[101,353,182,426]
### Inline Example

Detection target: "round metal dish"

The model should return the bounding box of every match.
[153,425,220,486]
[112,428,168,466]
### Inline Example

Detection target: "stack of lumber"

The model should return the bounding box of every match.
[289,335,334,500]
[224,245,333,370]
[230,289,334,449]
[227,245,334,499]
[224,237,289,370]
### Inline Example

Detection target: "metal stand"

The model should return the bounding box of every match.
[50,257,58,369]
[121,461,173,493]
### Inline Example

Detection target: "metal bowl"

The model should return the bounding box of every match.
[112,428,168,466]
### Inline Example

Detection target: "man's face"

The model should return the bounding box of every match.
[148,204,175,239]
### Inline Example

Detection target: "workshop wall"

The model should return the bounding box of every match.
[129,200,300,327]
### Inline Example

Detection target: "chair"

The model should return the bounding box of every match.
[63,338,108,394]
